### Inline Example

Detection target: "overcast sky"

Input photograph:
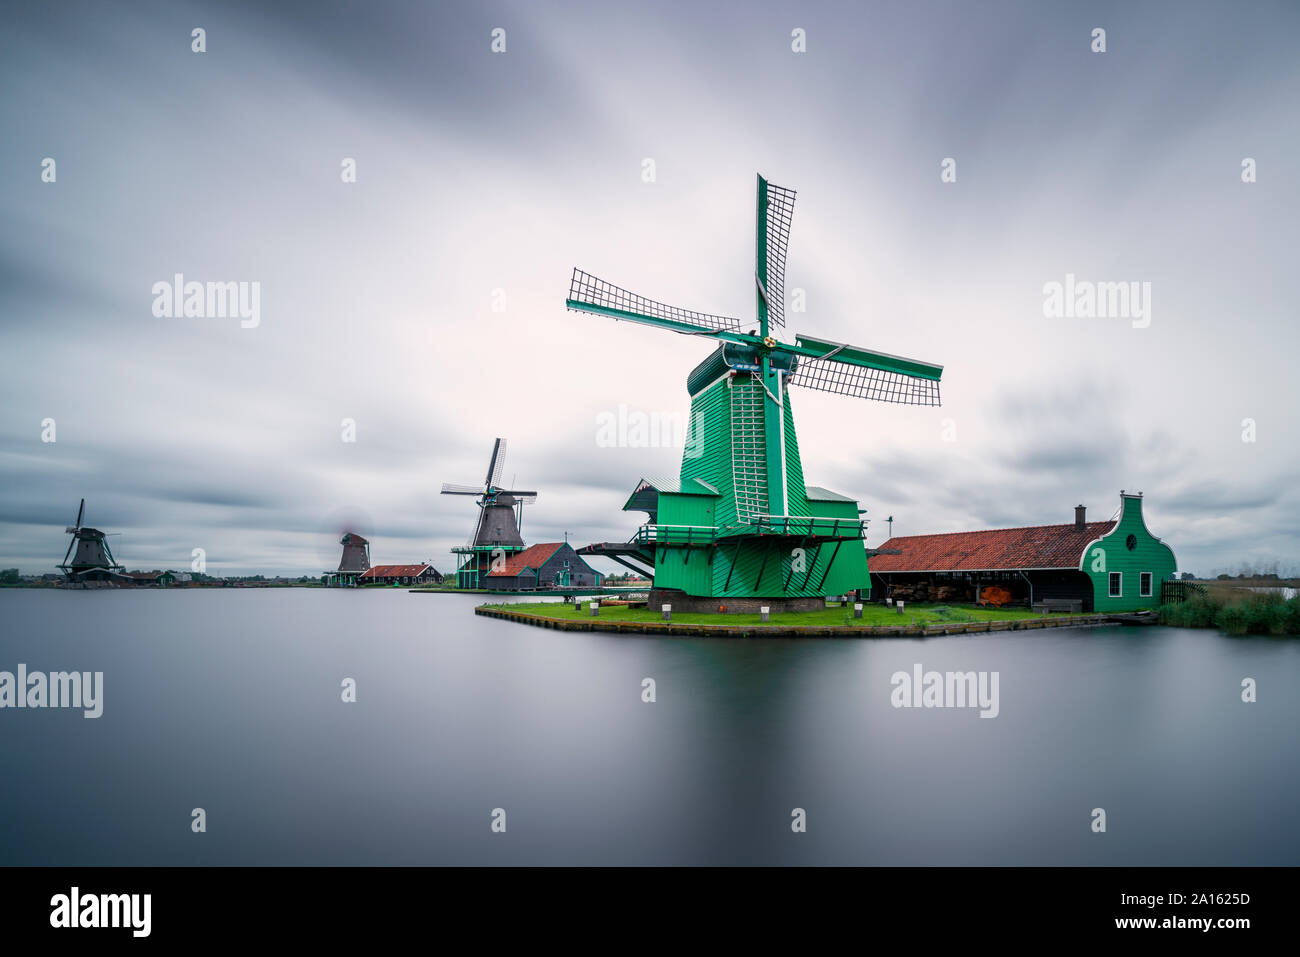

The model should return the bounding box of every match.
[2,0,1297,577]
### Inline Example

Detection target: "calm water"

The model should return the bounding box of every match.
[1,588,1297,865]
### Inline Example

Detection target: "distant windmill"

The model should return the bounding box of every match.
[58,498,124,582]
[326,531,371,586]
[441,438,537,588]
[338,532,371,573]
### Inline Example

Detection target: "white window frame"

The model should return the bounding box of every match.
[1109,572,1122,597]
[1140,572,1152,597]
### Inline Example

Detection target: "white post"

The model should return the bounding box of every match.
[662,603,671,621]
[854,602,863,619]
[896,600,905,615]
[760,605,770,623]
[589,601,599,617]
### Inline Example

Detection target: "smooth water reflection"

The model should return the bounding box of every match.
[0,588,1296,865]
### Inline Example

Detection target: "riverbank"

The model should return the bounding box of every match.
[409,586,490,594]
[476,601,1120,637]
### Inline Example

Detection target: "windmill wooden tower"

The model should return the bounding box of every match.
[567,175,943,609]
[441,438,538,588]
[325,531,371,587]
[58,498,124,583]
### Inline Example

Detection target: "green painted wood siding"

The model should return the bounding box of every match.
[656,491,716,528]
[781,386,811,517]
[653,368,871,598]
[1080,495,1177,612]
[652,545,716,595]
[679,375,741,530]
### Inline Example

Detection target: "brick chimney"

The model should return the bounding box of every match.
[1075,505,1086,530]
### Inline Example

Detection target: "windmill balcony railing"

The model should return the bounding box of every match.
[632,524,720,546]
[748,515,868,540]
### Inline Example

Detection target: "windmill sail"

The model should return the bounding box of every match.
[789,334,943,406]
[567,269,743,334]
[757,178,796,330]
[495,490,537,503]
[486,438,506,488]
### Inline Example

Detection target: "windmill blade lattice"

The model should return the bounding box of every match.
[486,438,506,488]
[568,269,744,334]
[760,181,796,330]
[790,355,942,406]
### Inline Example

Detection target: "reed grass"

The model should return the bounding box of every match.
[1158,588,1300,635]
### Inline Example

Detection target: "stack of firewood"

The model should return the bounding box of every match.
[888,582,975,603]
[932,584,973,602]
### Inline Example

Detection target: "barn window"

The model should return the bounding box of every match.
[1108,572,1122,597]
[1140,572,1152,597]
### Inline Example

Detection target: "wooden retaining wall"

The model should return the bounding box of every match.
[473,606,1119,638]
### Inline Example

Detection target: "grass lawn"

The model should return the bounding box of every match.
[483,601,1075,628]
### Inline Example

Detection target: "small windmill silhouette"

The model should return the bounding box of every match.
[58,498,123,582]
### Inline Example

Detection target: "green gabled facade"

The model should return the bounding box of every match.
[1079,493,1177,612]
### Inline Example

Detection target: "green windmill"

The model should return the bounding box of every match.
[568,175,943,608]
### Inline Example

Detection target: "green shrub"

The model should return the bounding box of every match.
[1158,595,1222,628]
[1159,591,1300,635]
[1242,592,1283,634]
[1282,597,1300,635]
[1218,605,1247,635]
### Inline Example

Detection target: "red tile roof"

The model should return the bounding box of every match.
[870,521,1115,572]
[487,542,564,578]
[361,564,434,578]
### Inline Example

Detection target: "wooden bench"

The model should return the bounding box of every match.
[1033,598,1082,614]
